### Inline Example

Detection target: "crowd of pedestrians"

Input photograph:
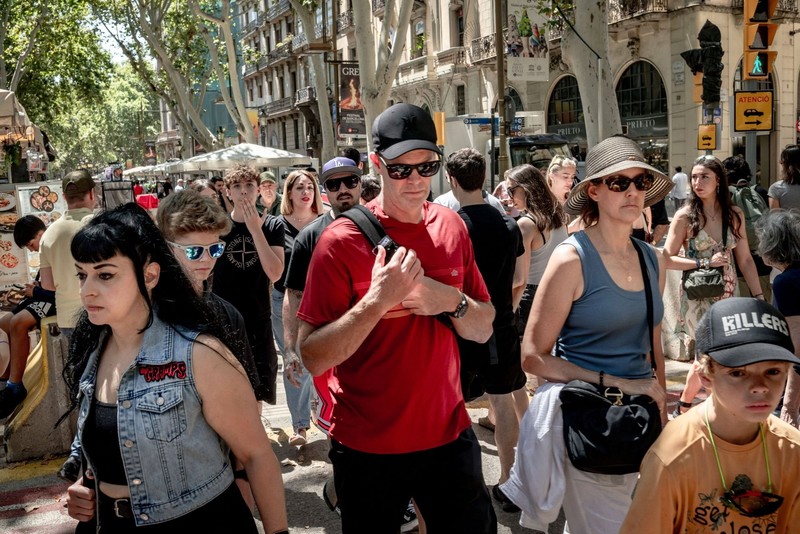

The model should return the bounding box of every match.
[1,103,800,533]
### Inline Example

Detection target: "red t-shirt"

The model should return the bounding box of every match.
[298,202,490,454]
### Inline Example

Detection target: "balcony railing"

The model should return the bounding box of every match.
[338,10,355,33]
[258,56,269,70]
[295,86,316,106]
[268,41,293,64]
[264,96,294,116]
[373,0,386,14]
[608,0,667,24]
[244,61,258,76]
[470,34,496,63]
[268,0,291,20]
[732,0,797,12]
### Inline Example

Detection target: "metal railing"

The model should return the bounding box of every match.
[244,61,258,76]
[268,41,293,64]
[295,86,316,105]
[264,96,294,116]
[258,56,269,70]
[338,10,355,33]
[373,0,386,13]
[268,0,291,20]
[470,34,495,63]
[608,0,667,24]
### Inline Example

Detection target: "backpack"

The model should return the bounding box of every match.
[729,184,767,252]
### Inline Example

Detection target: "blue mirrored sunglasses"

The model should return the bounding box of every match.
[168,241,226,261]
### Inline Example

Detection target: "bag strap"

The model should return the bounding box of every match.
[339,205,386,248]
[632,237,656,374]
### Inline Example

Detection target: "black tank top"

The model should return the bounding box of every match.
[83,399,128,485]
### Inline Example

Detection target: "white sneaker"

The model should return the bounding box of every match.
[400,500,419,532]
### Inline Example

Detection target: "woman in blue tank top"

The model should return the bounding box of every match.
[517,136,673,533]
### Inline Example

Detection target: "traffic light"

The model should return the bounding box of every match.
[743,0,778,80]
[681,20,724,105]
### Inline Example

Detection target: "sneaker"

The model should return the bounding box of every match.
[0,383,27,419]
[288,428,307,446]
[57,456,81,483]
[492,484,520,513]
[400,500,419,533]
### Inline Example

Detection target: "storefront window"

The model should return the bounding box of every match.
[615,61,667,119]
[547,75,582,126]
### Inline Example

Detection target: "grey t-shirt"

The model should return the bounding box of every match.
[768,180,800,210]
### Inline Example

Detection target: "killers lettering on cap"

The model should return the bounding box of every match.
[721,312,789,337]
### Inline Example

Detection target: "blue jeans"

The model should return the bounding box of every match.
[271,287,312,432]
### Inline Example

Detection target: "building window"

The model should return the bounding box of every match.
[547,75,582,125]
[282,121,287,150]
[350,47,357,61]
[615,61,667,118]
[411,20,425,59]
[275,25,282,44]
[248,82,254,103]
[278,76,285,98]
[294,118,300,149]
[454,8,464,47]
[258,84,263,99]
[456,84,466,115]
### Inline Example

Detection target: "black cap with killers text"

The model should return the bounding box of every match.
[696,297,799,368]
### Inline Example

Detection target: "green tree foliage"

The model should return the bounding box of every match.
[45,63,161,173]
[0,0,112,125]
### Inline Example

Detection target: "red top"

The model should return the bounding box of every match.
[298,202,489,454]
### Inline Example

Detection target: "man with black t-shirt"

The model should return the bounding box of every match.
[446,148,528,513]
[212,165,285,404]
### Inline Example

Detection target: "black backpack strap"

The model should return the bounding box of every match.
[632,237,656,374]
[339,205,387,248]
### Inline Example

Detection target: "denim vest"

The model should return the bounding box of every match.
[76,314,233,527]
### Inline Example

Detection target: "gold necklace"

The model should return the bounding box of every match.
[705,208,719,222]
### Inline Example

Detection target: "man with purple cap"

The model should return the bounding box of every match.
[296,104,497,532]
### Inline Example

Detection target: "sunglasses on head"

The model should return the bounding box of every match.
[326,175,360,192]
[593,173,654,192]
[720,490,784,518]
[378,155,441,180]
[168,241,226,261]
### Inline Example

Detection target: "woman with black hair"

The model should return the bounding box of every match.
[770,145,800,210]
[63,203,287,533]
[663,155,764,417]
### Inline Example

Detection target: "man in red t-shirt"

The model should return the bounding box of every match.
[297,104,497,533]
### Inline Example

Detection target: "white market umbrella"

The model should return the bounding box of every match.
[122,165,155,177]
[173,143,311,173]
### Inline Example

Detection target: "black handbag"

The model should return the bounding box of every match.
[681,222,727,301]
[559,238,662,475]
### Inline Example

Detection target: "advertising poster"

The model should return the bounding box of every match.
[144,140,157,166]
[339,64,366,137]
[506,0,549,82]
[0,189,27,294]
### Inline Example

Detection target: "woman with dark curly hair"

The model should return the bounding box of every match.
[770,145,800,210]
[663,155,764,416]
[63,203,287,533]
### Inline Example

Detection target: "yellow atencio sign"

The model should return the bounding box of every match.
[734,91,773,132]
[697,124,717,151]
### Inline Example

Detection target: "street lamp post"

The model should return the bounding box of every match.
[495,0,509,180]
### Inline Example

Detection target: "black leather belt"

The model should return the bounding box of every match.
[99,492,133,519]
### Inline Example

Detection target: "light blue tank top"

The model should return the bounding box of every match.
[555,232,663,379]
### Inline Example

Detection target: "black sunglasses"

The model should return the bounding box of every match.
[378,156,441,180]
[593,173,654,192]
[720,489,784,518]
[326,175,360,192]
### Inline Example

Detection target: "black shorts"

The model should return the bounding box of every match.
[460,323,527,399]
[12,298,56,328]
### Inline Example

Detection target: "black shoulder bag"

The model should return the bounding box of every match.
[558,238,662,475]
[681,221,727,300]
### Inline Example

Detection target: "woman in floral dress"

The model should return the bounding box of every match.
[662,155,764,416]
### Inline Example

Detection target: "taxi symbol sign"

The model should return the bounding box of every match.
[734,91,773,132]
[697,124,717,151]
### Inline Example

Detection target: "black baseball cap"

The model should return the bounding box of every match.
[696,298,799,367]
[372,103,442,160]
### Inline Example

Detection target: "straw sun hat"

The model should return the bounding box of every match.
[564,135,674,215]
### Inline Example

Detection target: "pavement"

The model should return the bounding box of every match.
[0,359,695,533]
